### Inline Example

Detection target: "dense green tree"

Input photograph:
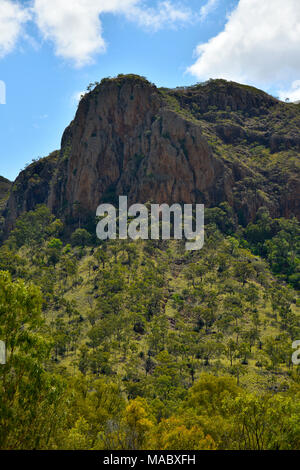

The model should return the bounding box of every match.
[0,271,64,449]
[71,228,92,247]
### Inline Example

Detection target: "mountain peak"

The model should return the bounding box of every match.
[2,76,300,237]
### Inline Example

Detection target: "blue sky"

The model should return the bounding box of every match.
[0,0,300,181]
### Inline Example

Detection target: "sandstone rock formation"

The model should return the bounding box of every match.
[3,75,300,235]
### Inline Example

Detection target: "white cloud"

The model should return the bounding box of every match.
[126,1,192,31]
[279,80,300,102]
[33,0,108,67]
[0,0,31,58]
[188,0,300,89]
[0,0,192,66]
[32,0,192,67]
[200,0,218,21]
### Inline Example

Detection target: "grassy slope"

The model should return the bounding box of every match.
[14,227,298,397]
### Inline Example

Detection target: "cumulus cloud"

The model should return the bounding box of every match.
[0,0,192,66]
[188,0,300,89]
[32,0,192,67]
[0,0,31,58]
[33,0,108,67]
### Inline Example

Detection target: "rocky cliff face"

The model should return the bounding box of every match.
[3,75,300,234]
[0,176,11,233]
[4,152,58,233]
[49,78,233,216]
[0,176,11,206]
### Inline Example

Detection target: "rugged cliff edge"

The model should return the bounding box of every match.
[0,176,11,236]
[0,176,11,207]
[3,75,300,235]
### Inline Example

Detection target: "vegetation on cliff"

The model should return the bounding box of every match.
[0,202,299,449]
[3,75,300,236]
[0,75,299,450]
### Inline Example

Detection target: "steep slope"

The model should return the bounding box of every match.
[3,75,300,235]
[0,175,12,237]
[0,175,11,208]
[47,75,234,224]
[0,76,299,451]
[3,152,59,234]
[1,203,299,450]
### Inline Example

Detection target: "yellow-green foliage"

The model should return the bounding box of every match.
[0,205,299,449]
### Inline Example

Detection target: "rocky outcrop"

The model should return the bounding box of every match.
[49,84,233,219]
[3,152,58,233]
[0,176,11,209]
[3,75,300,235]
[0,176,12,237]
[169,79,278,115]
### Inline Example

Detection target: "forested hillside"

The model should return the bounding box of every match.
[0,202,299,449]
[0,76,299,450]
